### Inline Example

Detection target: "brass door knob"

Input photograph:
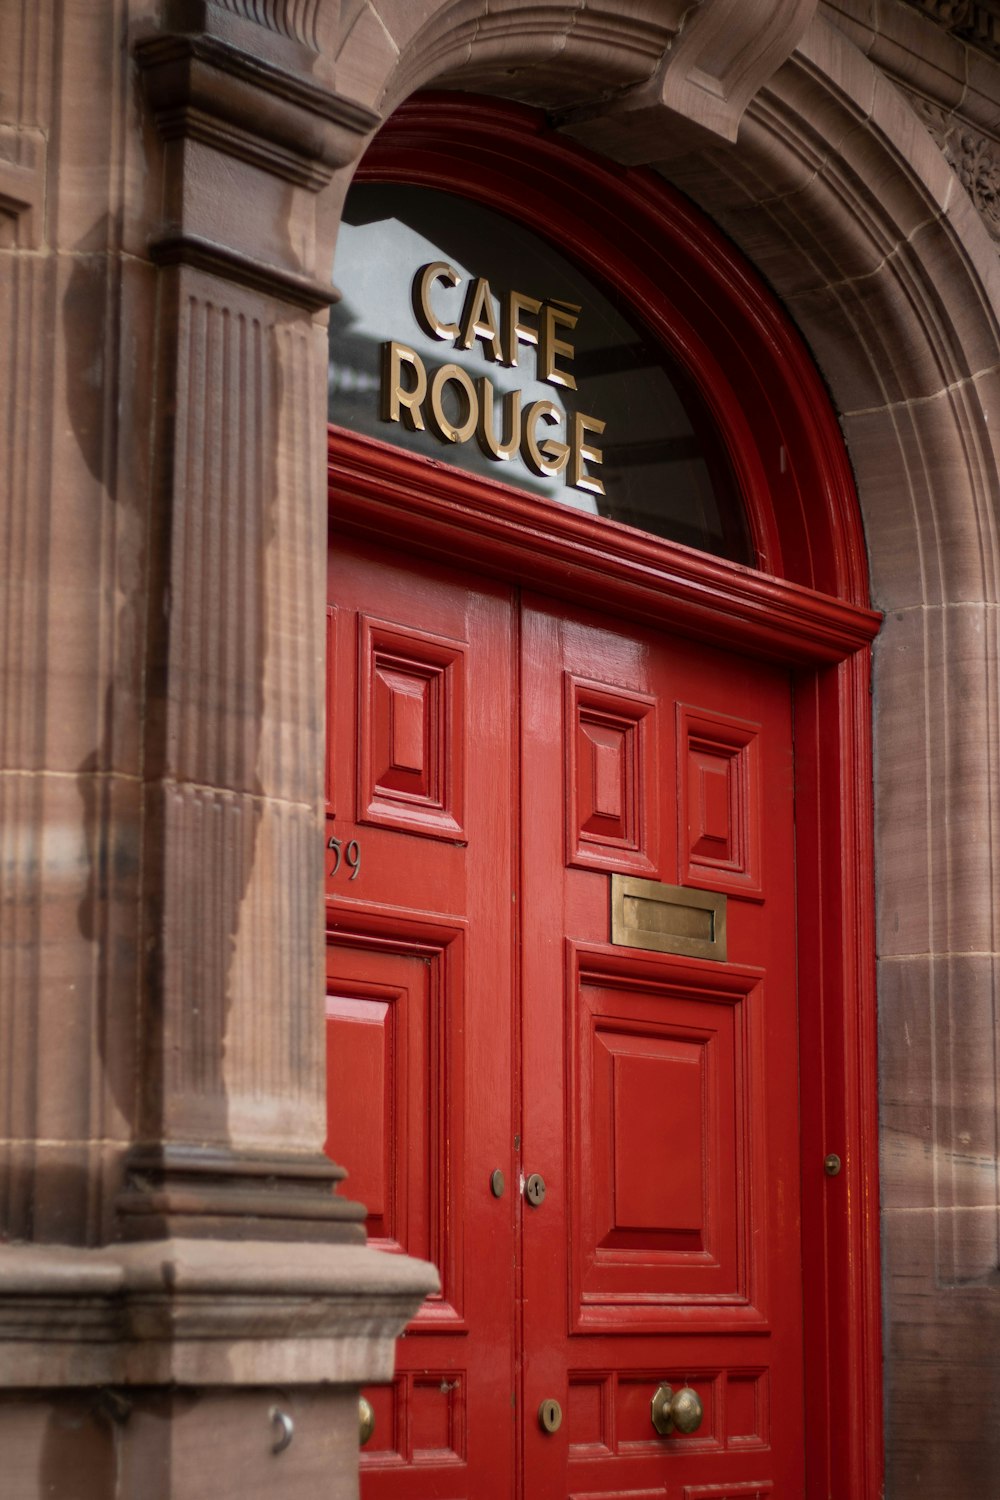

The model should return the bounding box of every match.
[651,1383,703,1436]
[358,1396,375,1446]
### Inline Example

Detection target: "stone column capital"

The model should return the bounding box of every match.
[132,2,378,308]
[134,27,377,182]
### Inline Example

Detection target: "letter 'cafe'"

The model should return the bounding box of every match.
[381,261,607,494]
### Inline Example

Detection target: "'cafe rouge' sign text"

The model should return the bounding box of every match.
[380,261,606,495]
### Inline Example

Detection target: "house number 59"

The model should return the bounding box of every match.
[328,836,361,880]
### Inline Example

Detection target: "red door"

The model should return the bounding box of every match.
[326,535,802,1498]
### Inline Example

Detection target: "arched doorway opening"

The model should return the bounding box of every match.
[324,96,881,1500]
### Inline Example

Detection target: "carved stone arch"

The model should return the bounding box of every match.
[324,0,817,123]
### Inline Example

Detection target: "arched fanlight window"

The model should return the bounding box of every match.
[328,182,753,564]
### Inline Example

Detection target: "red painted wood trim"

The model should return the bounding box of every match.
[792,653,883,1500]
[329,429,879,666]
[330,93,884,1500]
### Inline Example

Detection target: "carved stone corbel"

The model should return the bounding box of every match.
[558,0,819,163]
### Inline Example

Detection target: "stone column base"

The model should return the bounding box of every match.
[0,1239,436,1500]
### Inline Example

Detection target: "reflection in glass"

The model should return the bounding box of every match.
[329,185,752,563]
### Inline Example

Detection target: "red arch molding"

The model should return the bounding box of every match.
[327,94,883,1500]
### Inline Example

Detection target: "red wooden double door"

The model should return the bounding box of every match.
[326,532,803,1500]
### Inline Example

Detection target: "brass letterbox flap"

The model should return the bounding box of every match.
[610,874,727,962]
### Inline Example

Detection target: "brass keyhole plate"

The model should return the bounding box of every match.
[525,1173,546,1206]
[538,1398,562,1433]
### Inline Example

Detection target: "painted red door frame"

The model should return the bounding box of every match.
[329,94,883,1500]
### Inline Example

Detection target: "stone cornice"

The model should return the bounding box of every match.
[135,30,379,181]
[0,1238,438,1387]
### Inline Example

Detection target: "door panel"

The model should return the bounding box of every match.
[570,951,758,1310]
[518,596,801,1498]
[326,544,803,1499]
[326,538,516,1500]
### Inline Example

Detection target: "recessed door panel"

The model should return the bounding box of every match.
[325,926,464,1315]
[572,958,752,1306]
[677,705,762,897]
[567,948,769,1329]
[566,677,659,875]
[359,614,466,838]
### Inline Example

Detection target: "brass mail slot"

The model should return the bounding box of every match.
[610,875,727,962]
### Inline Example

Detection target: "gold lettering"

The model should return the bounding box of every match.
[412,262,462,342]
[570,410,605,495]
[504,289,542,367]
[458,277,502,362]
[476,378,521,461]
[380,342,427,430]
[540,302,578,390]
[428,363,479,444]
[523,399,570,478]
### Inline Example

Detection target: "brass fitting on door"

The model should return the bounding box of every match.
[651,1383,703,1436]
